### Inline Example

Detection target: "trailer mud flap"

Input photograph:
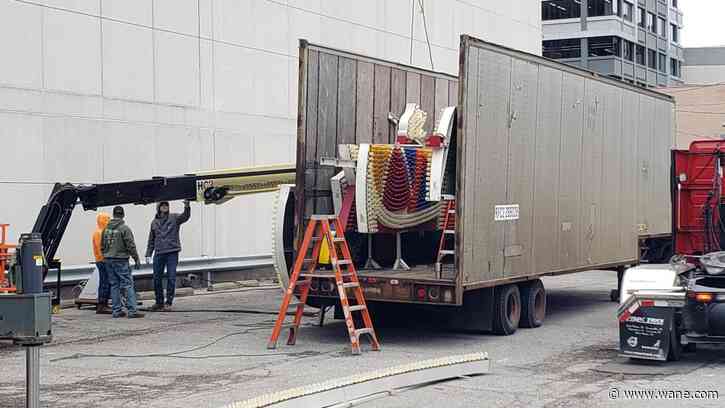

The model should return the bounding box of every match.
[447,287,495,332]
[619,305,674,361]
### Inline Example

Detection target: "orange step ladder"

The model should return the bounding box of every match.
[267,215,380,355]
[435,196,456,279]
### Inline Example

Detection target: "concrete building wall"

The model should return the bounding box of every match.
[683,47,725,85]
[659,84,725,148]
[0,0,541,265]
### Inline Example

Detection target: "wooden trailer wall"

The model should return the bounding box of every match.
[456,36,675,289]
[295,40,457,224]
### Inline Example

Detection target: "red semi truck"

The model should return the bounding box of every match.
[619,140,725,361]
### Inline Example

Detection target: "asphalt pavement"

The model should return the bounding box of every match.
[1,271,724,408]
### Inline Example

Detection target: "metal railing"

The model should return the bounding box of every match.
[43,254,273,285]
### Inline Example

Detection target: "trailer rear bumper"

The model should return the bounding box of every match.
[305,278,459,307]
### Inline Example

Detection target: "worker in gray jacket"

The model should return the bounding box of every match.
[145,200,191,311]
[101,206,144,319]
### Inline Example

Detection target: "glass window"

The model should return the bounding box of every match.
[670,58,680,77]
[637,7,646,28]
[588,0,619,17]
[658,53,667,72]
[623,40,634,61]
[542,0,582,20]
[589,36,621,57]
[658,18,667,37]
[671,24,679,42]
[543,39,582,59]
[636,45,645,65]
[647,12,655,33]
[622,2,633,22]
[647,49,656,69]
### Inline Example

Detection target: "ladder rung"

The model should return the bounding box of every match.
[354,328,374,337]
[300,273,352,279]
[294,280,312,286]
[332,237,346,243]
[280,323,298,330]
[448,210,456,214]
[342,282,360,289]
[286,300,302,308]
[310,215,338,220]
[302,258,315,264]
[348,304,367,312]
[439,250,455,255]
[334,259,352,266]
[444,230,455,234]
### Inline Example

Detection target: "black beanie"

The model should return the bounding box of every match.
[113,206,125,218]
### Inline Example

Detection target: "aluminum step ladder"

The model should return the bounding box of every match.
[267,215,381,355]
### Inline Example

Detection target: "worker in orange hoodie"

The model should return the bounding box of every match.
[92,212,112,314]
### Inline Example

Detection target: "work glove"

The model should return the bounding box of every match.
[145,256,152,265]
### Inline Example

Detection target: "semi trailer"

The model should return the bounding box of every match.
[272,35,676,334]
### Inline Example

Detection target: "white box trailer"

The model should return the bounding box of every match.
[275,35,675,333]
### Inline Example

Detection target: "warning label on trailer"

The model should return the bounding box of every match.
[495,205,519,221]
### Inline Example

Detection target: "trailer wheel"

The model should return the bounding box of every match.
[520,279,546,328]
[492,284,521,335]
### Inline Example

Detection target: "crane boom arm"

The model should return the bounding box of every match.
[31,164,295,266]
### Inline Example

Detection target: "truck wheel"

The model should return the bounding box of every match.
[667,322,683,361]
[492,284,521,335]
[520,279,546,328]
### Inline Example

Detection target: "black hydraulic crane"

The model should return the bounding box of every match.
[25,164,296,292]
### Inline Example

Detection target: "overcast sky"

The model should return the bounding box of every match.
[680,1,725,47]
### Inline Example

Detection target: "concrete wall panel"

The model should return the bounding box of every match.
[0,113,44,182]
[154,31,199,107]
[102,122,156,181]
[39,0,99,14]
[0,1,43,88]
[101,0,152,26]
[102,20,154,102]
[153,0,198,36]
[213,44,255,114]
[43,9,101,95]
[41,117,104,183]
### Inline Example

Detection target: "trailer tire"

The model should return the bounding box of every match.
[492,284,521,335]
[520,279,546,328]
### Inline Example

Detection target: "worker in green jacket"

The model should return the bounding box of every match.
[101,206,144,318]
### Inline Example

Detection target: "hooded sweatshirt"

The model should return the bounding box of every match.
[145,201,191,257]
[101,218,140,263]
[92,212,111,262]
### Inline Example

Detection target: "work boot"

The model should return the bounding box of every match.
[96,305,112,315]
[128,312,145,319]
[112,311,127,318]
[149,304,165,312]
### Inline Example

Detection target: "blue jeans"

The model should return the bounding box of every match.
[96,261,111,305]
[153,252,178,306]
[106,259,138,316]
